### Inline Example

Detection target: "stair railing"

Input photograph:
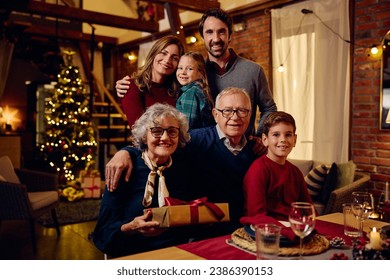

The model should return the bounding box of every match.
[91,71,127,122]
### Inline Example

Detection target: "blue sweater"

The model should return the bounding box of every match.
[93,150,192,257]
[182,126,257,230]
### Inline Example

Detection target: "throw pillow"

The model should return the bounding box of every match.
[305,164,329,201]
[290,159,314,176]
[320,162,339,204]
[0,156,21,184]
[335,160,356,189]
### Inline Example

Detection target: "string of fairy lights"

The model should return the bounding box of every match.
[276,8,383,73]
[40,51,97,182]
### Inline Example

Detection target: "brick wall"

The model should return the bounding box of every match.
[352,0,390,191]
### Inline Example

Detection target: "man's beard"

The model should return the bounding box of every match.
[207,42,227,59]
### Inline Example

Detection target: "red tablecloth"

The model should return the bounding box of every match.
[177,220,364,260]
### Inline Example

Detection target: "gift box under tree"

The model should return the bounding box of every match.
[79,170,102,198]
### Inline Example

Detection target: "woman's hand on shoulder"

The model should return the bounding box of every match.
[105,150,133,192]
[116,75,131,98]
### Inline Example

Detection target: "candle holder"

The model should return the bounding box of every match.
[352,226,390,260]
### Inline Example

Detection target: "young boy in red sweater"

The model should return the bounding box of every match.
[241,111,313,224]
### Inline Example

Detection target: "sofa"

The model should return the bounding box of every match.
[0,155,60,253]
[289,159,370,216]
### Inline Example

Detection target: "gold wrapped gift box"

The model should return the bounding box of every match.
[79,170,102,198]
[145,197,230,228]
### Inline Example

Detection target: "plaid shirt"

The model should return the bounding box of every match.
[176,81,214,129]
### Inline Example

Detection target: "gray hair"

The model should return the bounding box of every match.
[215,87,252,111]
[131,103,190,150]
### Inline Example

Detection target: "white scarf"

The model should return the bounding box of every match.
[142,151,172,207]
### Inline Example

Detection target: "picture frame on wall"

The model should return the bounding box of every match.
[380,30,390,130]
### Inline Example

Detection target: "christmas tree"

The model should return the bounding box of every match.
[39,50,97,183]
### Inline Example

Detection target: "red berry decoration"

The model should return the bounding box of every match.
[330,253,349,260]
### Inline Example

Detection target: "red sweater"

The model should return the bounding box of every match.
[121,79,176,127]
[243,154,313,221]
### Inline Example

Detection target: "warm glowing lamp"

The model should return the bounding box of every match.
[185,36,197,45]
[370,45,379,55]
[127,53,137,62]
[2,105,21,131]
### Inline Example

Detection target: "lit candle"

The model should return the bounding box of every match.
[369,227,382,250]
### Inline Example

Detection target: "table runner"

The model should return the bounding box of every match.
[177,220,364,260]
[178,234,255,260]
[315,219,366,246]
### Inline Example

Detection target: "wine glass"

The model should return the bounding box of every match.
[288,202,316,259]
[351,191,374,230]
[377,191,387,220]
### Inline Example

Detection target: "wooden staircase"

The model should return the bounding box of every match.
[90,72,131,176]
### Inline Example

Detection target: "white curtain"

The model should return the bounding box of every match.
[271,0,350,163]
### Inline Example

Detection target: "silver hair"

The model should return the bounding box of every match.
[131,103,190,150]
[215,87,252,111]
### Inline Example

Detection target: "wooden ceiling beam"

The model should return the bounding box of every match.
[1,0,159,33]
[23,24,118,45]
[147,0,220,13]
[164,3,187,52]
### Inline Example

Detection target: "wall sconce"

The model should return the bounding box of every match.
[185,36,197,45]
[233,22,246,32]
[123,52,137,63]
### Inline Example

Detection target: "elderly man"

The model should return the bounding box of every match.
[106,87,260,236]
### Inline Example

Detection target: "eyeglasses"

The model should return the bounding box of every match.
[149,127,180,138]
[216,108,250,118]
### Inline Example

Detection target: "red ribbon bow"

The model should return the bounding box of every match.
[164,197,225,224]
[86,185,100,191]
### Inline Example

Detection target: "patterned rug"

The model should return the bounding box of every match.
[36,199,101,227]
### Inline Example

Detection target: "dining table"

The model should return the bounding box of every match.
[114,213,390,260]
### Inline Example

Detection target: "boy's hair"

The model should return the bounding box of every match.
[262,111,296,135]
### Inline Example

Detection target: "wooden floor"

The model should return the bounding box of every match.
[0,220,105,260]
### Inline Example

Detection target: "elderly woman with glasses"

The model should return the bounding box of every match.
[93,103,191,258]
